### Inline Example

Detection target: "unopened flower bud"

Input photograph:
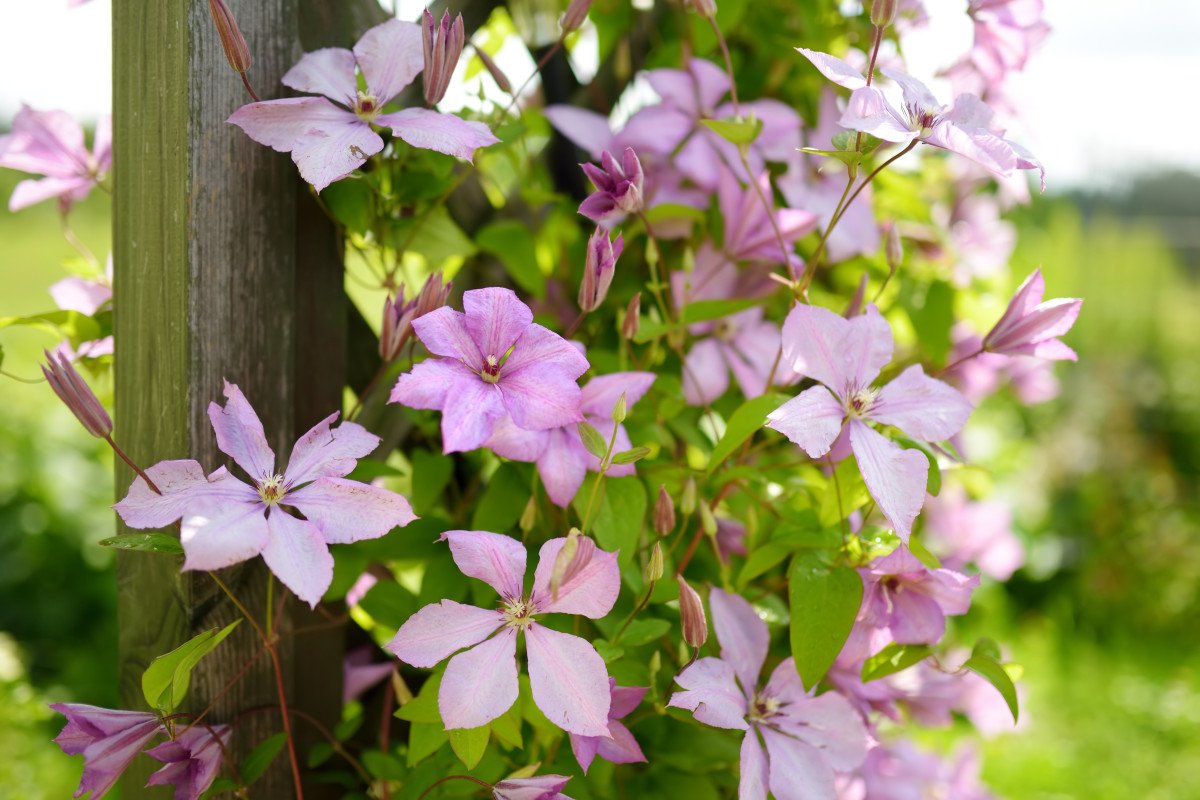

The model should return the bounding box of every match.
[686,0,718,18]
[885,223,903,268]
[698,501,718,537]
[611,392,628,424]
[550,528,596,600]
[644,542,664,583]
[41,349,112,438]
[379,290,415,362]
[677,576,708,648]
[579,148,644,223]
[844,273,869,319]
[415,270,452,318]
[680,477,697,515]
[654,485,675,535]
[472,42,513,94]
[519,495,538,533]
[422,10,465,106]
[207,0,251,74]
[560,0,592,34]
[869,0,898,28]
[622,293,641,340]
[579,227,623,313]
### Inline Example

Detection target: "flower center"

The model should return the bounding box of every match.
[257,474,286,505]
[845,387,879,419]
[354,91,380,122]
[480,354,502,384]
[905,102,940,137]
[748,693,781,723]
[502,598,536,629]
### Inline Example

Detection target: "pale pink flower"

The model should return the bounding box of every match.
[767,305,972,539]
[858,545,978,646]
[343,645,395,704]
[798,49,1044,189]
[568,678,647,773]
[717,169,817,269]
[145,724,230,800]
[945,325,1060,406]
[669,589,868,800]
[948,194,1015,286]
[493,774,575,800]
[386,531,619,736]
[389,288,590,454]
[923,486,1024,580]
[114,381,416,606]
[0,106,111,212]
[229,19,497,191]
[861,742,995,800]
[50,703,164,799]
[983,268,1081,359]
[484,371,655,507]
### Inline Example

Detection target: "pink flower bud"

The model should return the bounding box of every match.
[622,293,641,340]
[654,485,675,535]
[472,43,513,94]
[983,269,1082,360]
[550,529,597,600]
[578,147,644,223]
[578,227,623,312]
[207,0,252,74]
[869,0,899,28]
[422,10,465,106]
[560,0,593,34]
[380,272,451,361]
[677,576,708,648]
[41,349,113,438]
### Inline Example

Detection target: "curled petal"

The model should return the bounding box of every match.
[440,529,527,599]
[285,413,380,486]
[668,657,749,730]
[531,537,620,617]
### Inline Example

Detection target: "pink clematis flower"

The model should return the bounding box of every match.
[228,19,497,191]
[114,381,416,607]
[947,194,1015,286]
[923,486,1024,580]
[145,724,230,800]
[484,371,655,507]
[390,287,590,454]
[669,589,868,800]
[797,49,1044,189]
[717,169,817,270]
[387,531,620,736]
[493,774,575,800]
[0,106,111,212]
[982,268,1081,360]
[568,678,647,773]
[858,545,978,646]
[50,703,164,799]
[766,305,972,539]
[343,645,396,704]
[861,742,996,800]
[578,147,644,222]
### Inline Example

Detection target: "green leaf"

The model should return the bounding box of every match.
[818,457,868,527]
[448,725,490,769]
[861,643,932,682]
[407,721,448,766]
[578,422,610,460]
[396,206,477,267]
[141,621,241,712]
[306,742,333,769]
[240,732,286,786]
[475,219,545,296]
[578,476,647,567]
[893,436,942,496]
[963,650,1020,723]
[799,147,862,168]
[199,778,240,800]
[909,280,955,364]
[737,520,839,587]
[593,640,625,663]
[611,445,651,465]
[643,203,706,226]
[471,462,531,532]
[363,749,406,779]
[788,552,863,690]
[98,533,183,555]
[681,297,762,325]
[701,116,763,145]
[411,449,453,514]
[490,702,523,750]
[0,310,102,348]
[320,179,372,232]
[396,673,442,723]
[616,618,670,647]
[358,581,419,630]
[708,393,787,473]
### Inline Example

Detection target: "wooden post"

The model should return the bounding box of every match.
[113,0,381,795]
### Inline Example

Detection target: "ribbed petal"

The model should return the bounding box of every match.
[440,529,526,599]
[525,625,611,736]
[386,600,505,667]
[284,413,379,486]
[439,629,519,729]
[286,477,415,544]
[531,537,620,618]
[260,511,334,607]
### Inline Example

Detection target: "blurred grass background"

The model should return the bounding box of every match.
[2,164,1200,798]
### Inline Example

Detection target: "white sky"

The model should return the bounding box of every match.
[1,0,1198,190]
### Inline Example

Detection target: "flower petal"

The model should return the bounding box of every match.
[291,119,383,192]
[842,306,894,391]
[839,87,915,143]
[668,656,749,730]
[683,338,730,406]
[780,304,853,392]
[595,719,647,766]
[227,96,355,151]
[504,323,590,380]
[536,428,588,508]
[260,511,334,607]
[796,48,868,90]
[610,684,648,719]
[208,381,276,480]
[871,365,972,442]
[286,477,416,544]
[386,600,505,668]
[849,420,928,541]
[499,367,585,433]
[49,276,111,316]
[485,414,550,463]
[284,414,380,485]
[709,589,770,696]
[281,47,358,104]
[760,726,836,800]
[440,529,527,599]
[388,358,477,410]
[461,287,533,361]
[531,537,620,618]
[114,460,246,529]
[439,628,519,729]
[579,372,656,418]
[771,680,867,771]
[353,19,424,103]
[525,625,611,736]
[411,307,483,364]
[544,105,614,157]
[739,730,770,800]
[440,377,506,453]
[9,176,93,211]
[378,108,498,161]
[766,385,846,459]
[569,730,601,774]
[179,500,270,571]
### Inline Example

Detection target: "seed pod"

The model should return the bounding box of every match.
[698,501,718,537]
[686,0,718,18]
[677,576,708,648]
[654,485,675,535]
[611,391,628,424]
